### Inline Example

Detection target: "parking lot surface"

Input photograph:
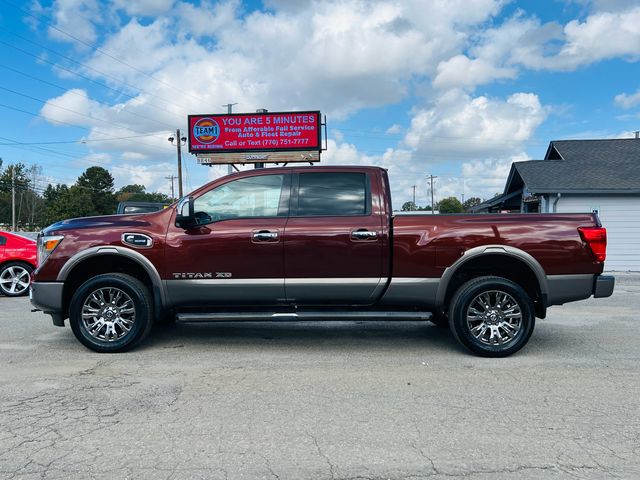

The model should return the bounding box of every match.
[1,276,639,479]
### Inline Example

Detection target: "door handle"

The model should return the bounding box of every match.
[252,230,279,242]
[351,229,378,240]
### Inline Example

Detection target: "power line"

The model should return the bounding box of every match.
[0,133,169,146]
[0,98,174,155]
[0,33,188,121]
[0,85,173,150]
[2,0,204,105]
[0,63,177,131]
[0,135,172,176]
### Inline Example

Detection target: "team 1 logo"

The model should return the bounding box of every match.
[193,117,220,145]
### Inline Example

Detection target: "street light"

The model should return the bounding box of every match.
[168,131,187,197]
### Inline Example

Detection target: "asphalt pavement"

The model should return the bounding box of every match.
[1,275,638,479]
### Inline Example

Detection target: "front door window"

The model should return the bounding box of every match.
[194,174,286,223]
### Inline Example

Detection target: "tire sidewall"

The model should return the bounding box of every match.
[449,277,535,357]
[0,262,33,297]
[69,274,152,353]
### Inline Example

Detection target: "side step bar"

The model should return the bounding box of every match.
[176,311,432,323]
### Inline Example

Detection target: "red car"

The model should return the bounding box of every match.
[0,231,37,297]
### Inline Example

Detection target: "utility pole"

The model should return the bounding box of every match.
[461,178,465,205]
[165,175,176,199]
[411,185,416,211]
[168,130,186,198]
[11,167,16,231]
[176,129,183,198]
[427,174,437,214]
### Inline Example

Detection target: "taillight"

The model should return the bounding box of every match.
[578,227,606,263]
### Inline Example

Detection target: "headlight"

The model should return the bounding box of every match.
[37,234,64,266]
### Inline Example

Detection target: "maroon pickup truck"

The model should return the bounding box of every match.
[30,166,614,356]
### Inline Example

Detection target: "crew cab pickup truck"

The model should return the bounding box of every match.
[30,166,614,357]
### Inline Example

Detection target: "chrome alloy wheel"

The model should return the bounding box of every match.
[466,290,523,346]
[81,287,136,342]
[0,265,30,295]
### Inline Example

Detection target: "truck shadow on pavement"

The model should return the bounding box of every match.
[143,321,463,354]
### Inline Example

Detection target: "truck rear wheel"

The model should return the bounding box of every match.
[69,273,153,353]
[448,276,535,357]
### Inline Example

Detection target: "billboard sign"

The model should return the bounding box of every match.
[188,111,322,154]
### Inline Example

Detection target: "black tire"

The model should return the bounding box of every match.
[69,273,153,353]
[0,262,34,297]
[448,276,535,357]
[428,311,449,329]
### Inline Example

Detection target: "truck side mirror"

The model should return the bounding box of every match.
[175,196,195,229]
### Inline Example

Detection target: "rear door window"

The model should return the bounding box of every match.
[295,172,369,216]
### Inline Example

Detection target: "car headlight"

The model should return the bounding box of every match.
[37,234,64,266]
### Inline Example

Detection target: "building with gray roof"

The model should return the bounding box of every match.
[472,138,640,270]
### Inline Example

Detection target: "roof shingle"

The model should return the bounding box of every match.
[512,139,640,193]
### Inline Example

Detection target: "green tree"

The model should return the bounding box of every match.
[0,163,46,229]
[401,201,418,211]
[44,184,69,203]
[463,197,482,212]
[116,184,173,203]
[76,166,116,215]
[0,163,30,193]
[116,184,146,202]
[45,186,95,224]
[438,196,464,214]
[136,191,173,203]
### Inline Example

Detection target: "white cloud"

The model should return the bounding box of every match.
[175,0,240,38]
[462,155,523,191]
[41,0,640,202]
[615,130,640,138]
[113,162,177,193]
[72,152,113,171]
[121,152,149,161]
[555,6,640,69]
[45,0,102,45]
[433,55,517,89]
[84,18,179,85]
[76,0,506,123]
[40,89,100,127]
[571,0,640,12]
[445,5,640,90]
[614,89,640,109]
[404,90,547,161]
[111,0,175,16]
[385,124,402,135]
[470,14,564,71]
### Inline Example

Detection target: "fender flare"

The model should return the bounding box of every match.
[57,246,167,308]
[434,245,549,309]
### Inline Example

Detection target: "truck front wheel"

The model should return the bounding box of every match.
[69,274,153,353]
[448,276,535,357]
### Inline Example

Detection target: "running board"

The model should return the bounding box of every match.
[176,311,432,323]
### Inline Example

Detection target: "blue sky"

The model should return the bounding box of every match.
[0,0,639,207]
